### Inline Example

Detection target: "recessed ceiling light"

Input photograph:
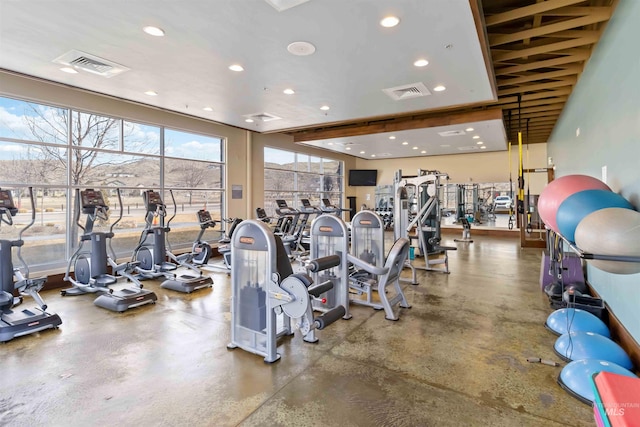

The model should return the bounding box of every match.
[203,107,213,112]
[414,59,429,67]
[287,41,316,56]
[360,151,365,154]
[143,26,165,37]
[60,67,78,74]
[345,147,351,151]
[371,154,376,158]
[245,118,254,123]
[421,150,427,154]
[320,105,330,111]
[283,88,295,95]
[144,90,158,96]
[466,127,474,132]
[473,135,480,139]
[433,85,446,92]
[327,142,334,146]
[229,64,244,72]
[481,146,487,149]
[380,16,400,28]
[389,136,396,140]
[402,141,408,145]
[412,146,418,150]
[477,141,483,145]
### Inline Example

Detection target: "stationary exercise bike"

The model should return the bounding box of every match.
[133,190,213,293]
[63,188,157,312]
[190,209,216,266]
[0,187,62,342]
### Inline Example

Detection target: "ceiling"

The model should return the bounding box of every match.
[0,0,614,159]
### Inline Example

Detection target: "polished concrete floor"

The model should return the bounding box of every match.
[1,234,594,426]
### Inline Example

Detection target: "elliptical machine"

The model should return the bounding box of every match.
[0,187,62,342]
[63,188,157,312]
[133,190,213,293]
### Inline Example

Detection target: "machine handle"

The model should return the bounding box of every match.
[314,305,346,329]
[346,253,388,276]
[308,255,340,272]
[307,280,334,298]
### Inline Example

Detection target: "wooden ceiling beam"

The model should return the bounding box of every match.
[540,30,602,39]
[503,103,566,115]
[497,65,583,86]
[489,12,612,47]
[545,6,612,16]
[498,77,577,96]
[499,96,568,109]
[291,108,504,143]
[507,111,561,121]
[495,52,589,75]
[485,0,586,27]
[493,36,599,62]
[498,87,573,104]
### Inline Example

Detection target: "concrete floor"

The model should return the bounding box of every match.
[1,234,593,426]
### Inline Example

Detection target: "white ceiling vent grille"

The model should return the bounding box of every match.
[383,82,431,101]
[244,112,282,122]
[264,0,310,12]
[53,50,129,78]
[438,130,466,137]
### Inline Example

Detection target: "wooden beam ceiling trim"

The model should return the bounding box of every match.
[497,87,573,104]
[497,65,583,86]
[490,12,612,47]
[547,6,612,16]
[507,111,561,120]
[542,30,602,39]
[492,36,599,62]
[485,0,586,27]
[504,102,566,115]
[495,52,588,75]
[499,95,568,109]
[291,108,504,143]
[497,77,577,96]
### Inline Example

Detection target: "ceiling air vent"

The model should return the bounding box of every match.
[53,50,129,78]
[438,130,466,137]
[243,112,282,122]
[383,82,431,101]
[264,0,310,12]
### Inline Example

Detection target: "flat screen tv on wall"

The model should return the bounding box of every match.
[348,169,378,186]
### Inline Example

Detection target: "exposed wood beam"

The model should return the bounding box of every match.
[545,6,612,16]
[291,108,504,143]
[498,77,577,96]
[507,111,561,121]
[499,96,568,110]
[504,103,566,115]
[498,88,573,104]
[540,30,602,39]
[493,36,599,62]
[497,65,583,86]
[525,0,545,48]
[490,12,612,47]
[495,52,589,75]
[485,0,586,27]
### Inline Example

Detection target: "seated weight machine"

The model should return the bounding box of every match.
[349,210,411,321]
[227,220,345,363]
[63,188,157,312]
[0,187,62,342]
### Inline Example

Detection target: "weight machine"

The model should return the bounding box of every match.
[394,169,455,274]
[349,210,411,320]
[226,220,345,363]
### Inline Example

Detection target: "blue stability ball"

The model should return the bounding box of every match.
[558,359,637,404]
[545,308,610,337]
[556,189,634,242]
[554,331,633,369]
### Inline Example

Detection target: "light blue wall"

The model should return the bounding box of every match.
[548,0,640,341]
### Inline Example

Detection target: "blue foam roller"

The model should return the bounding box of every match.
[558,359,637,404]
[556,189,634,243]
[554,331,633,369]
[545,308,610,337]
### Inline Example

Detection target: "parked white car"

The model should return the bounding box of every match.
[494,195,512,211]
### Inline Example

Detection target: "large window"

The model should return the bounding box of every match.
[0,96,225,272]
[263,147,343,215]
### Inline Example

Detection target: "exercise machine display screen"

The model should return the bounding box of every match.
[276,199,289,209]
[0,189,15,208]
[197,210,212,224]
[81,189,107,208]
